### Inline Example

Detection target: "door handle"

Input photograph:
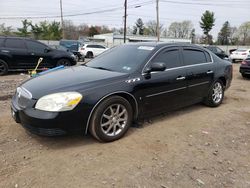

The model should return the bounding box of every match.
[176,76,186,80]
[30,52,35,55]
[207,70,213,74]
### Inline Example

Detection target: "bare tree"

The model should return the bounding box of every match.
[168,20,193,38]
[145,20,163,36]
[238,21,250,45]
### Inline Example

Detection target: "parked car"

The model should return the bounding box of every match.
[239,55,250,78]
[230,48,250,63]
[11,43,232,142]
[50,45,84,62]
[79,44,108,58]
[59,39,83,51]
[0,36,77,75]
[204,46,229,59]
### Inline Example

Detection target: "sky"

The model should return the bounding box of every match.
[0,0,250,38]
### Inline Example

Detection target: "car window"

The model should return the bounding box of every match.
[97,45,105,49]
[216,47,223,53]
[26,40,47,53]
[183,49,208,65]
[0,38,5,47]
[5,39,25,49]
[87,45,95,48]
[151,48,182,69]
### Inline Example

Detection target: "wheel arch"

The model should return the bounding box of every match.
[85,91,138,134]
[218,76,226,88]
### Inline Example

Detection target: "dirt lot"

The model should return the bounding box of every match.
[0,64,250,188]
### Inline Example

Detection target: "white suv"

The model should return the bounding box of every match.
[79,44,108,58]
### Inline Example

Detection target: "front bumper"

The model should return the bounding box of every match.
[11,94,90,136]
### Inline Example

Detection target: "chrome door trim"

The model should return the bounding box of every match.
[145,86,187,98]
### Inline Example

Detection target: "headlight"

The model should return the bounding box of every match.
[35,92,82,112]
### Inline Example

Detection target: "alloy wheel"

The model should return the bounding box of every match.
[100,104,128,136]
[212,82,223,104]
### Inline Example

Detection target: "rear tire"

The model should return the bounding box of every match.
[0,59,8,76]
[56,59,71,66]
[86,52,93,58]
[204,80,224,107]
[242,73,250,78]
[89,96,133,142]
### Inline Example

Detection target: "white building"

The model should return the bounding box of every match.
[92,33,191,47]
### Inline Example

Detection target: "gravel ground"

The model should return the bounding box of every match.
[0,63,250,188]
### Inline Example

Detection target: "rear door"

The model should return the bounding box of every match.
[181,47,214,102]
[3,38,28,69]
[25,40,52,68]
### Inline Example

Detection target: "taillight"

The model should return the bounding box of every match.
[241,60,247,65]
[242,53,247,55]
[81,48,85,50]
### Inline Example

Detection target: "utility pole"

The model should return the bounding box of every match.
[156,0,160,41]
[124,0,127,43]
[60,0,65,39]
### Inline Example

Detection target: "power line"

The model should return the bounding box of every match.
[0,0,155,20]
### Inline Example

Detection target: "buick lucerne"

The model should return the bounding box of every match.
[11,43,232,142]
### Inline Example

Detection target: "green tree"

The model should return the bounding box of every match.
[30,23,43,39]
[48,21,62,40]
[217,21,231,45]
[200,10,215,44]
[0,24,13,36]
[133,18,144,35]
[17,19,31,37]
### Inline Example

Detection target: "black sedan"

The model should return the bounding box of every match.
[11,43,232,142]
[239,55,250,78]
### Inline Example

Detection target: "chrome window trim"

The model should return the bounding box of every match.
[142,61,214,76]
[141,45,214,76]
[84,91,138,135]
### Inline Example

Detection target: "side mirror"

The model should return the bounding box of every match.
[145,62,166,74]
[44,48,51,53]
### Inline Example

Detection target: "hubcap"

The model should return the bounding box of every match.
[100,104,128,136]
[212,82,223,103]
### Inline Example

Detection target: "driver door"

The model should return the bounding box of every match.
[136,47,188,116]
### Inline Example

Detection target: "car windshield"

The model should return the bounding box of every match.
[86,44,155,73]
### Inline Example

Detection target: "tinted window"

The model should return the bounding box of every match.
[87,45,96,48]
[87,45,155,73]
[183,49,208,65]
[152,49,182,69]
[5,39,25,49]
[205,51,212,62]
[0,38,5,47]
[26,40,47,53]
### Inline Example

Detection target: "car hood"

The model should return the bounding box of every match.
[21,66,128,99]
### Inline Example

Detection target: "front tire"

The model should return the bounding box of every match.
[204,80,224,107]
[0,59,8,76]
[89,96,133,142]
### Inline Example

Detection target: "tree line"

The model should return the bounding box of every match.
[0,10,250,45]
